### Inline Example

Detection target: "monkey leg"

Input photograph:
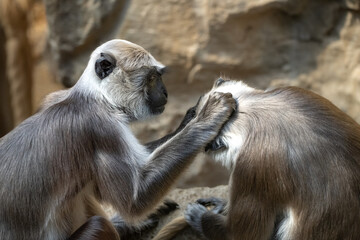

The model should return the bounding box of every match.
[186,197,277,240]
[227,197,276,240]
[68,216,120,240]
[111,199,179,239]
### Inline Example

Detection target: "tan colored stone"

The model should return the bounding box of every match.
[39,0,360,189]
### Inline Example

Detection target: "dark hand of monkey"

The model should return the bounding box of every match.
[185,203,208,234]
[197,92,236,123]
[153,199,180,216]
[175,95,204,131]
[195,92,236,146]
[113,200,179,239]
[176,105,197,131]
[196,197,227,214]
[185,197,228,237]
[145,99,199,152]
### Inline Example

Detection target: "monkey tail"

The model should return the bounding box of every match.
[152,216,188,240]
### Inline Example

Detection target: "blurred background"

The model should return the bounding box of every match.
[0,0,359,188]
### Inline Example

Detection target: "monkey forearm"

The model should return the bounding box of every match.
[131,123,214,214]
[145,132,177,152]
[130,94,235,214]
[97,92,234,220]
[145,105,197,152]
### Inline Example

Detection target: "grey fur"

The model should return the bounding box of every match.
[0,40,236,240]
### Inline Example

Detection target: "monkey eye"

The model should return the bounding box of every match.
[149,74,158,83]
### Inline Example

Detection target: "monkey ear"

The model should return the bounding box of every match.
[156,66,167,75]
[95,53,116,79]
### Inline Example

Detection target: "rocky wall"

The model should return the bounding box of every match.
[42,0,360,188]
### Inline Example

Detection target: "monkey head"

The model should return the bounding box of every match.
[84,39,168,121]
[197,78,256,169]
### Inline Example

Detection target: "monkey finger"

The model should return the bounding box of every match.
[179,106,197,128]
[162,199,180,211]
[196,197,227,214]
[152,199,179,217]
[184,203,207,233]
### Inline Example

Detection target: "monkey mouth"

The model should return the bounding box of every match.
[151,105,166,115]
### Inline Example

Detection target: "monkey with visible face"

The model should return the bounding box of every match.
[154,78,360,240]
[0,40,236,240]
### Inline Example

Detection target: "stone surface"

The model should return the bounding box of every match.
[42,0,360,120]
[44,0,130,87]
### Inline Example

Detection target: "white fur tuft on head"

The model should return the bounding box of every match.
[200,79,258,169]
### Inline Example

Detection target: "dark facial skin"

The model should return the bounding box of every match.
[145,67,168,115]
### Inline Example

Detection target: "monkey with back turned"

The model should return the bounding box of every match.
[0,40,236,240]
[154,78,360,240]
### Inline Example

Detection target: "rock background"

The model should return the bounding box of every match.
[40,0,360,188]
[44,0,360,117]
[0,0,359,238]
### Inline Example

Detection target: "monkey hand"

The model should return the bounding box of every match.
[185,202,208,234]
[114,200,179,239]
[196,197,227,214]
[151,199,180,217]
[176,105,198,132]
[196,92,236,137]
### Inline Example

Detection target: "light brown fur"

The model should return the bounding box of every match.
[158,78,360,240]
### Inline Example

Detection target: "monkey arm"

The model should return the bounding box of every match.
[132,122,219,217]
[95,92,235,221]
[95,123,218,221]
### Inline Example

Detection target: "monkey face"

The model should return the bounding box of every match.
[100,63,168,121]
[145,67,168,115]
[90,39,168,121]
[127,66,168,116]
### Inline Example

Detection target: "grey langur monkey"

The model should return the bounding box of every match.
[0,40,236,240]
